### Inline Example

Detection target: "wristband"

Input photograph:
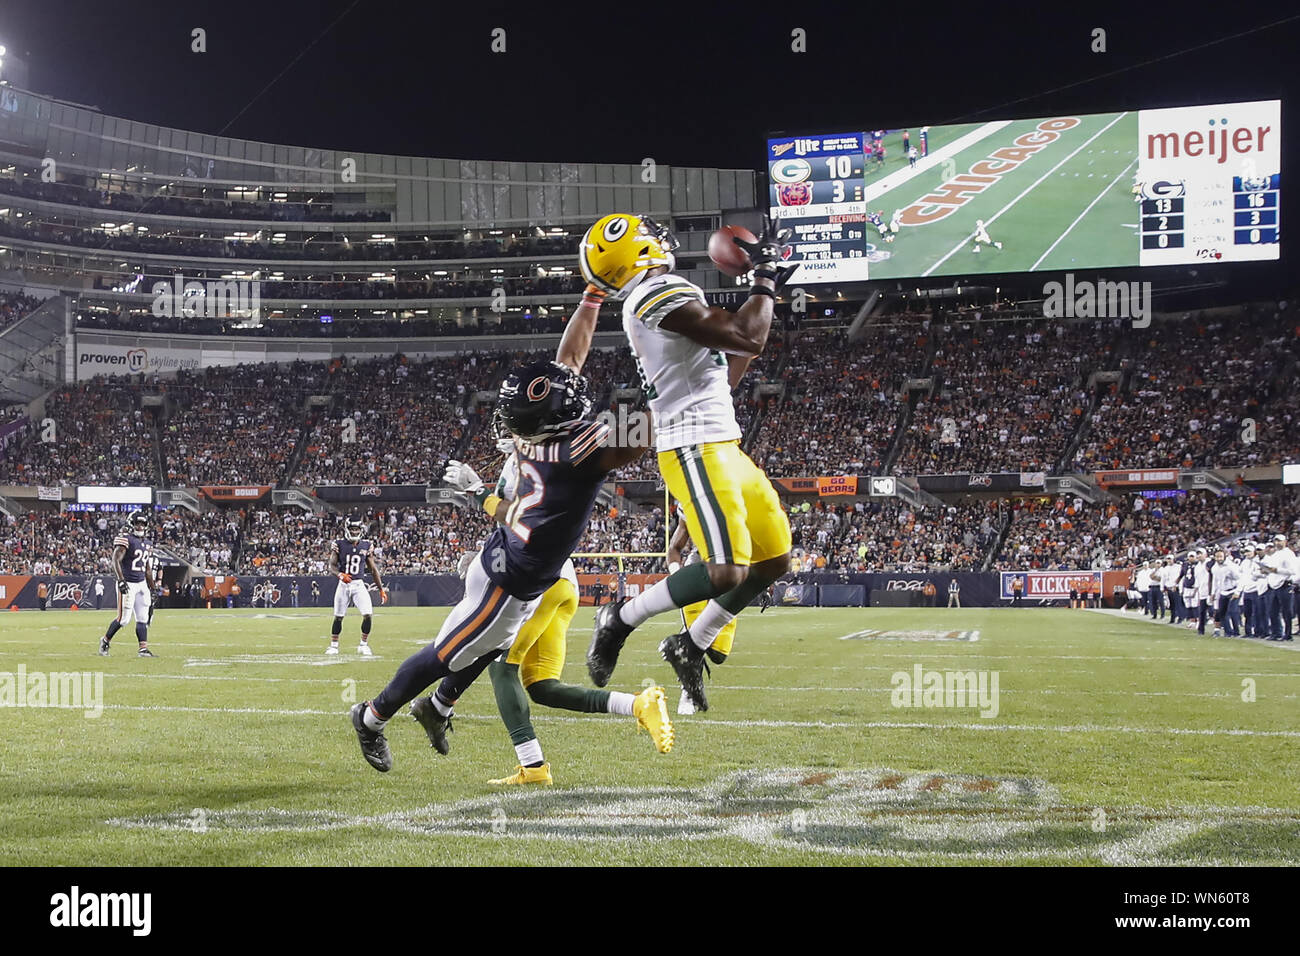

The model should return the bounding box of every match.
[752,267,778,281]
[482,493,503,516]
[748,285,776,300]
[582,293,605,309]
[667,561,681,574]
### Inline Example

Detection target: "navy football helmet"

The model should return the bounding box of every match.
[496,360,591,441]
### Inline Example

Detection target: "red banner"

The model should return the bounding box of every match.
[1094,469,1179,487]
[576,573,666,607]
[201,485,272,501]
[817,476,858,497]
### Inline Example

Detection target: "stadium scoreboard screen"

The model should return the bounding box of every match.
[767,100,1281,283]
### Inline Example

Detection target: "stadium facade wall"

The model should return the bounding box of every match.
[0,86,755,226]
[73,328,631,379]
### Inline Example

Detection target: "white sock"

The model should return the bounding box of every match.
[677,688,695,715]
[606,691,635,716]
[362,702,387,730]
[431,694,454,717]
[619,579,677,628]
[515,738,544,767]
[687,600,737,651]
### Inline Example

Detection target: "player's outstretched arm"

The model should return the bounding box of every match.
[554,284,606,373]
[659,215,796,357]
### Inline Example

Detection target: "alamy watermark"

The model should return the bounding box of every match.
[890,664,999,718]
[1042,273,1151,328]
[0,664,104,718]
[150,274,261,319]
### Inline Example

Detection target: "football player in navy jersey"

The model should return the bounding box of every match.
[98,511,158,658]
[327,515,388,656]
[351,286,651,772]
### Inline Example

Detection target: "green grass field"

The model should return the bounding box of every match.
[866,112,1140,279]
[3,605,1298,866]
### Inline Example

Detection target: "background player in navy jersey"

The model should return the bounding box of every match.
[327,515,388,656]
[351,285,649,773]
[98,511,158,658]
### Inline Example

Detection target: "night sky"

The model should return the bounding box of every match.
[2,0,1297,170]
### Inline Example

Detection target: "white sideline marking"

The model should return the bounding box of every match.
[1030,157,1137,270]
[60,703,1300,738]
[95,672,1298,700]
[922,112,1130,276]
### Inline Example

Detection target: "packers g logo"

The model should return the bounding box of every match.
[1140,180,1186,200]
[601,217,629,243]
[771,158,811,184]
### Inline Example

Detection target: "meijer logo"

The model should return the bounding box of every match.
[1042,273,1151,328]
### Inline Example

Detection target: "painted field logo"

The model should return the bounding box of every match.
[842,629,979,642]
[0,664,103,718]
[1042,272,1151,328]
[106,767,1300,864]
[891,664,999,718]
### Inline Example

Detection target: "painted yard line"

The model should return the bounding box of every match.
[93,673,1295,700]
[862,121,1013,204]
[922,111,1130,276]
[72,703,1300,737]
[1030,156,1138,270]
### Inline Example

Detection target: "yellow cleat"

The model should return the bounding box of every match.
[633,685,675,754]
[488,763,553,786]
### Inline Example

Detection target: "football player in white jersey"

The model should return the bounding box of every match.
[972,219,1003,253]
[581,213,796,711]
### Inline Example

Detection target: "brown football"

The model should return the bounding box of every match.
[708,225,757,277]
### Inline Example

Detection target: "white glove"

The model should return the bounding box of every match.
[456,551,478,580]
[443,460,484,494]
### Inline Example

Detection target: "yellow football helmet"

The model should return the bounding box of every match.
[578,213,679,299]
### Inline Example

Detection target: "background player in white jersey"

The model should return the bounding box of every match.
[327,515,388,656]
[98,511,158,658]
[581,213,796,711]
[972,219,1003,253]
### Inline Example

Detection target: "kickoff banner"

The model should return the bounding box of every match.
[1000,570,1102,600]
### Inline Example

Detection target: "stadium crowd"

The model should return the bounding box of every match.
[0,290,46,336]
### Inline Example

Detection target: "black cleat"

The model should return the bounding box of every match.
[660,631,708,712]
[410,696,453,755]
[137,647,155,658]
[587,598,633,687]
[351,701,392,772]
[98,637,111,657]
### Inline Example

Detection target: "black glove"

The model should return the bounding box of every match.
[117,580,129,594]
[733,214,794,267]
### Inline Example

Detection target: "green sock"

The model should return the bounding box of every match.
[527,678,610,714]
[489,661,536,745]
[665,562,717,607]
[716,568,776,615]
